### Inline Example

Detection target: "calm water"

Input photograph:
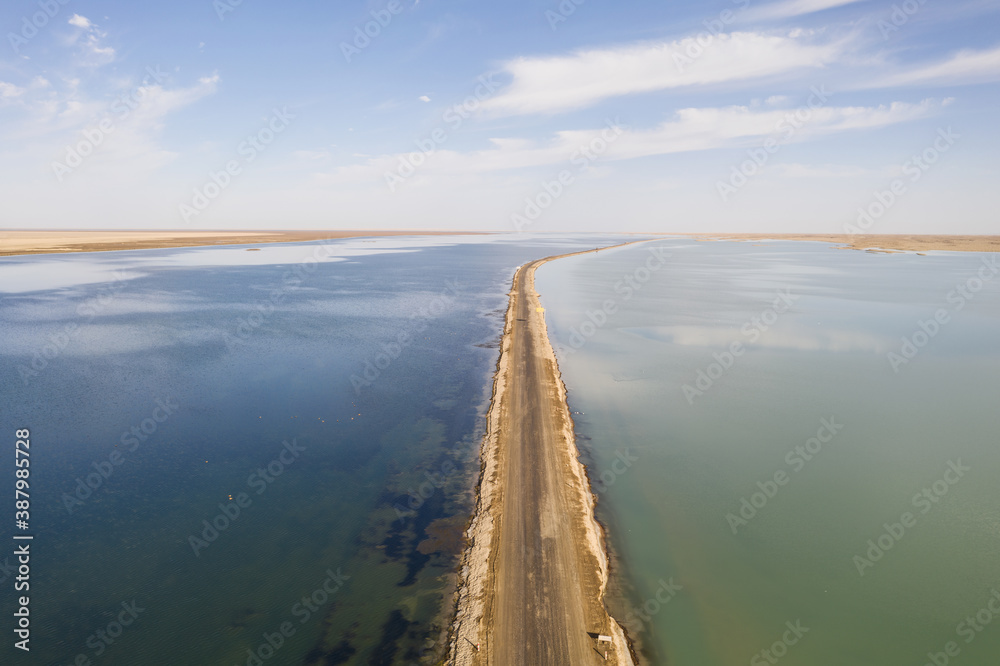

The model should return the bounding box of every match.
[536,239,1000,666]
[0,234,627,665]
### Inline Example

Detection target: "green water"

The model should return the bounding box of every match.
[536,240,1000,665]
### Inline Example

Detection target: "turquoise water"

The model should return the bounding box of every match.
[0,234,627,665]
[536,240,1000,665]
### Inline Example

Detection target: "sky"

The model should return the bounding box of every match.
[0,0,998,233]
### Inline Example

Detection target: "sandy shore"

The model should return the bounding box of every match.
[450,244,637,666]
[682,233,1000,253]
[6,231,994,258]
[0,230,473,257]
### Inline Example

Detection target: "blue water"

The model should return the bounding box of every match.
[0,234,629,665]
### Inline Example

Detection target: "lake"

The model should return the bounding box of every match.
[0,233,625,665]
[536,239,1000,665]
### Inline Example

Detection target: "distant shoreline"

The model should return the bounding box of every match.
[680,233,1000,254]
[0,230,481,257]
[3,231,996,258]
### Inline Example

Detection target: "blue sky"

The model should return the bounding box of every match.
[1,0,998,232]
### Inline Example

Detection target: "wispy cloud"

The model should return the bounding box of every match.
[551,99,940,162]
[67,14,93,29]
[745,0,869,22]
[0,71,221,228]
[62,74,221,175]
[480,32,843,116]
[67,14,115,64]
[0,81,26,102]
[326,98,940,184]
[870,45,1000,88]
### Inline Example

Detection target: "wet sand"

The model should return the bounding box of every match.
[0,230,474,257]
[683,233,1000,253]
[450,245,637,666]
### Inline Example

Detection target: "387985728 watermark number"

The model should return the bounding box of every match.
[13,428,32,653]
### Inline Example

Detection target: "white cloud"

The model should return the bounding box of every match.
[0,73,221,183]
[70,74,221,173]
[745,0,868,21]
[419,95,431,102]
[480,32,843,116]
[60,100,83,117]
[325,98,940,183]
[0,81,25,100]
[0,71,222,230]
[68,14,93,29]
[87,40,116,59]
[559,99,938,162]
[871,45,1000,88]
[67,14,115,64]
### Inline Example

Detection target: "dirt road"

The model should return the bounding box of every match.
[450,246,635,666]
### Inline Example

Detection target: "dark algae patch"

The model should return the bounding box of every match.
[368,610,412,666]
[303,622,357,665]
